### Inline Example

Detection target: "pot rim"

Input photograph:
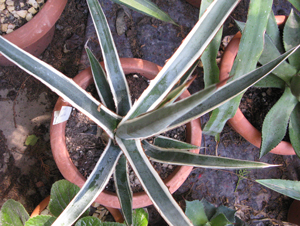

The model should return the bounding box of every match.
[50,58,202,208]
[0,0,68,66]
[219,15,295,155]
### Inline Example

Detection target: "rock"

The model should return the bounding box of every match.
[6,5,14,12]
[28,7,37,14]
[6,0,14,6]
[1,23,8,32]
[27,0,38,8]
[26,12,33,21]
[0,3,5,10]
[0,0,5,3]
[6,28,13,33]
[16,10,27,18]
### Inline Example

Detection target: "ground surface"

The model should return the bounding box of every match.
[0,0,299,225]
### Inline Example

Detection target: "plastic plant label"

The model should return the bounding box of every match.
[53,106,72,125]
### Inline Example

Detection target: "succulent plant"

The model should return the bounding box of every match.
[0,0,299,225]
[202,0,300,159]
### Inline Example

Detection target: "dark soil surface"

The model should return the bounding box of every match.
[0,0,300,225]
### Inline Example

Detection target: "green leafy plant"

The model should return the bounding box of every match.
[185,199,245,226]
[0,0,299,225]
[202,0,300,159]
[0,180,148,226]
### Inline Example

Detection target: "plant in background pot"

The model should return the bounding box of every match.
[0,179,148,225]
[0,0,68,66]
[0,0,299,225]
[202,0,300,158]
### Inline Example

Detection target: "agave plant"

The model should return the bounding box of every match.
[0,0,299,225]
[202,0,300,158]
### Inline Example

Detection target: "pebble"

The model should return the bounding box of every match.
[0,0,46,34]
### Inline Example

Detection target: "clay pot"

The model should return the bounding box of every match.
[219,15,295,155]
[30,195,124,222]
[185,0,200,8]
[50,58,202,209]
[0,0,68,66]
[288,200,300,225]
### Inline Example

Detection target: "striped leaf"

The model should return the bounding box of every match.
[153,136,199,150]
[143,141,276,169]
[53,140,122,226]
[115,138,193,226]
[121,0,240,121]
[117,47,300,139]
[256,179,300,200]
[203,0,273,136]
[110,0,176,25]
[200,0,222,87]
[114,155,132,225]
[0,36,121,139]
[86,47,116,112]
[87,0,131,116]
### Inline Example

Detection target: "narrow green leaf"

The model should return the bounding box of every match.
[289,103,300,158]
[200,0,222,87]
[260,87,298,157]
[86,47,116,112]
[143,141,276,169]
[87,0,131,116]
[283,9,300,71]
[116,85,217,139]
[185,200,209,225]
[114,155,132,226]
[24,216,56,226]
[266,11,284,53]
[132,209,148,226]
[115,138,193,226]
[117,47,300,139]
[53,140,122,226]
[49,180,89,218]
[203,0,273,136]
[74,216,102,226]
[110,0,176,25]
[0,200,29,226]
[256,179,300,200]
[288,0,300,15]
[259,33,297,84]
[153,136,199,150]
[254,73,285,88]
[0,36,121,139]
[122,0,240,121]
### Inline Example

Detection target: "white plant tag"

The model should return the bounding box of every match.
[53,106,72,125]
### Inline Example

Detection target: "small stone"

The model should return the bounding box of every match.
[6,5,14,12]
[16,10,27,18]
[7,23,15,30]
[6,0,14,6]
[36,0,44,3]
[1,23,8,32]
[20,2,25,7]
[28,7,37,14]
[26,12,33,21]
[0,3,5,10]
[92,213,100,218]
[0,0,5,3]
[91,202,101,208]
[0,17,4,23]
[6,28,13,33]
[27,0,38,8]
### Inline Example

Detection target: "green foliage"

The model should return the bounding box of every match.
[1,0,299,225]
[185,199,245,226]
[0,180,148,226]
[25,134,39,146]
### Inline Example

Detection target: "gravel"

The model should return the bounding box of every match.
[0,0,46,34]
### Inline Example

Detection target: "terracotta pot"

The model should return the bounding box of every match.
[0,0,68,66]
[219,15,295,155]
[30,195,124,223]
[288,200,300,225]
[185,0,200,8]
[50,58,202,208]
